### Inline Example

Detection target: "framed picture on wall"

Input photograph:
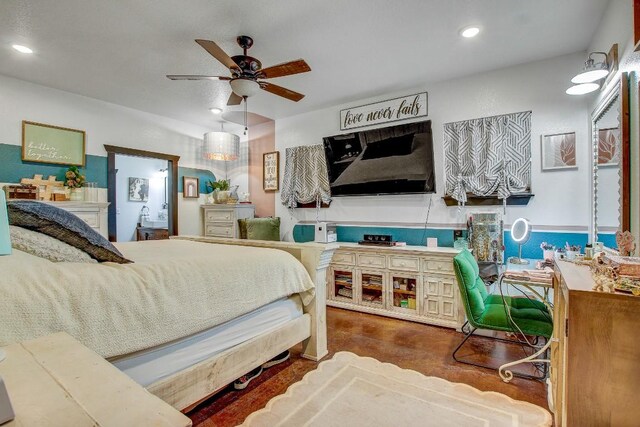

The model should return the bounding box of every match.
[263,151,280,191]
[183,176,199,198]
[129,177,149,202]
[598,127,620,167]
[22,121,86,166]
[541,132,577,171]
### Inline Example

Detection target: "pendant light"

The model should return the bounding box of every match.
[203,122,239,161]
[571,52,609,84]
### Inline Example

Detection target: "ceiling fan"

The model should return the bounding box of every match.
[167,35,311,106]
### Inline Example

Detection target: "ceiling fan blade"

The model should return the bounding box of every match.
[259,59,311,79]
[260,82,305,102]
[166,75,231,81]
[227,91,243,106]
[195,39,239,70]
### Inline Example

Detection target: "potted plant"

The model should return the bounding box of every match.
[65,166,86,201]
[207,179,230,203]
[540,242,555,261]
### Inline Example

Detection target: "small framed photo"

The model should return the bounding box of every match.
[541,132,577,171]
[183,176,199,198]
[598,127,620,167]
[263,151,280,191]
[128,177,149,202]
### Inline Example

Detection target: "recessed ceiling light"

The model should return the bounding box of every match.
[565,83,599,95]
[209,107,223,115]
[11,44,33,54]
[460,27,480,38]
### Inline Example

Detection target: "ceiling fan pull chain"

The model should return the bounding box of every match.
[244,97,248,135]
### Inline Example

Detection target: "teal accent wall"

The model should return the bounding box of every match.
[0,143,107,187]
[1,143,218,195]
[293,224,616,259]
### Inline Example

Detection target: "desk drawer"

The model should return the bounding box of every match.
[388,255,420,272]
[333,251,356,266]
[205,210,234,222]
[423,257,454,274]
[74,212,99,228]
[357,253,386,269]
[205,223,234,237]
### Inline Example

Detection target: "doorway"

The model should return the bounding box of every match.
[104,145,180,242]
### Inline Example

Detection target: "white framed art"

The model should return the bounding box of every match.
[541,132,577,171]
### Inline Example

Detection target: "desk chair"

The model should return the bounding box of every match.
[452,249,552,380]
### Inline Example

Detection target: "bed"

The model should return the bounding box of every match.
[0,228,335,411]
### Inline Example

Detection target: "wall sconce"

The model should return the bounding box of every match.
[566,45,618,96]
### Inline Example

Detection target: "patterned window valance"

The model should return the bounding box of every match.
[444,111,531,204]
[280,144,332,208]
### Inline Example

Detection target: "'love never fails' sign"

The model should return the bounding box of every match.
[340,92,427,131]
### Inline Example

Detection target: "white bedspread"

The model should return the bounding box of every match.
[0,240,314,358]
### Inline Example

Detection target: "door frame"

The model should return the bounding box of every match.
[104,145,180,242]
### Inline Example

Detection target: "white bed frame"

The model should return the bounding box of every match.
[147,236,337,412]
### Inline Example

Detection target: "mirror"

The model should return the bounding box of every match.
[592,73,630,244]
[509,217,531,264]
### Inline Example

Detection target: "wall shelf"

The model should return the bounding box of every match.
[442,193,534,207]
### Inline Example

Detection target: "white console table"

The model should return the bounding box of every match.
[327,243,464,329]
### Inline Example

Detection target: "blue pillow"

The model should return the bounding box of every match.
[7,201,130,263]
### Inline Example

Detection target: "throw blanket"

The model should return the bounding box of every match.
[0,240,314,358]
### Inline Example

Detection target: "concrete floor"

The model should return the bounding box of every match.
[189,307,548,426]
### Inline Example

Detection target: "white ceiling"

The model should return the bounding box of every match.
[0,0,609,128]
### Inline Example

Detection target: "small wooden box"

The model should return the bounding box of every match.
[4,185,38,200]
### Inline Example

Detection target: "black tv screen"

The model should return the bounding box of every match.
[323,120,435,196]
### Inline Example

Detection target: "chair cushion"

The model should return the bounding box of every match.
[453,249,488,321]
[479,295,553,338]
[246,217,280,241]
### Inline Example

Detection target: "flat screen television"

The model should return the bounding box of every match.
[323,120,435,196]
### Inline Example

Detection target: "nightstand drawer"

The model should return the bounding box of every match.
[205,210,234,222]
[74,212,99,228]
[357,254,386,268]
[388,255,420,272]
[423,257,454,274]
[333,251,356,265]
[205,223,234,237]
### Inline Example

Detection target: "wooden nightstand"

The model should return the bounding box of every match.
[201,204,255,238]
[136,226,170,241]
[0,332,191,427]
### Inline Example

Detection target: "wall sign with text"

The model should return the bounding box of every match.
[263,151,280,191]
[340,92,428,131]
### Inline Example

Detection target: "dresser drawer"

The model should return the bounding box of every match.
[205,223,234,237]
[333,251,356,266]
[74,212,99,228]
[357,253,386,268]
[205,209,235,222]
[422,257,454,274]
[388,255,420,272]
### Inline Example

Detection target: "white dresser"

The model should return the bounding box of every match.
[42,201,110,239]
[328,243,464,329]
[201,204,255,239]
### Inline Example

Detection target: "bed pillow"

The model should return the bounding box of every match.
[7,201,131,263]
[9,225,98,263]
[361,134,414,160]
[246,217,280,241]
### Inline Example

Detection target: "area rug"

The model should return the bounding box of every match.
[241,352,551,427]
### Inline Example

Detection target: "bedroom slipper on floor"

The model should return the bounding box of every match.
[262,350,290,369]
[234,366,264,390]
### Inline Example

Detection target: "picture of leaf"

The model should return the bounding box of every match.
[542,132,577,171]
[559,134,576,166]
[598,128,619,165]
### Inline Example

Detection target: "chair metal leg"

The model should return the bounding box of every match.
[452,323,549,381]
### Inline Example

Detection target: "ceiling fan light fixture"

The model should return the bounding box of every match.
[565,83,599,95]
[230,78,260,98]
[571,56,609,84]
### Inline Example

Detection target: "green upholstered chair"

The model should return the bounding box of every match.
[452,249,552,379]
[238,217,280,241]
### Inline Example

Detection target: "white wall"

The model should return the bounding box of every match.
[115,155,168,241]
[0,73,250,236]
[275,52,591,241]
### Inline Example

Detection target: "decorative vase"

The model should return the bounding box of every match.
[69,188,84,201]
[216,190,230,204]
[543,249,555,261]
